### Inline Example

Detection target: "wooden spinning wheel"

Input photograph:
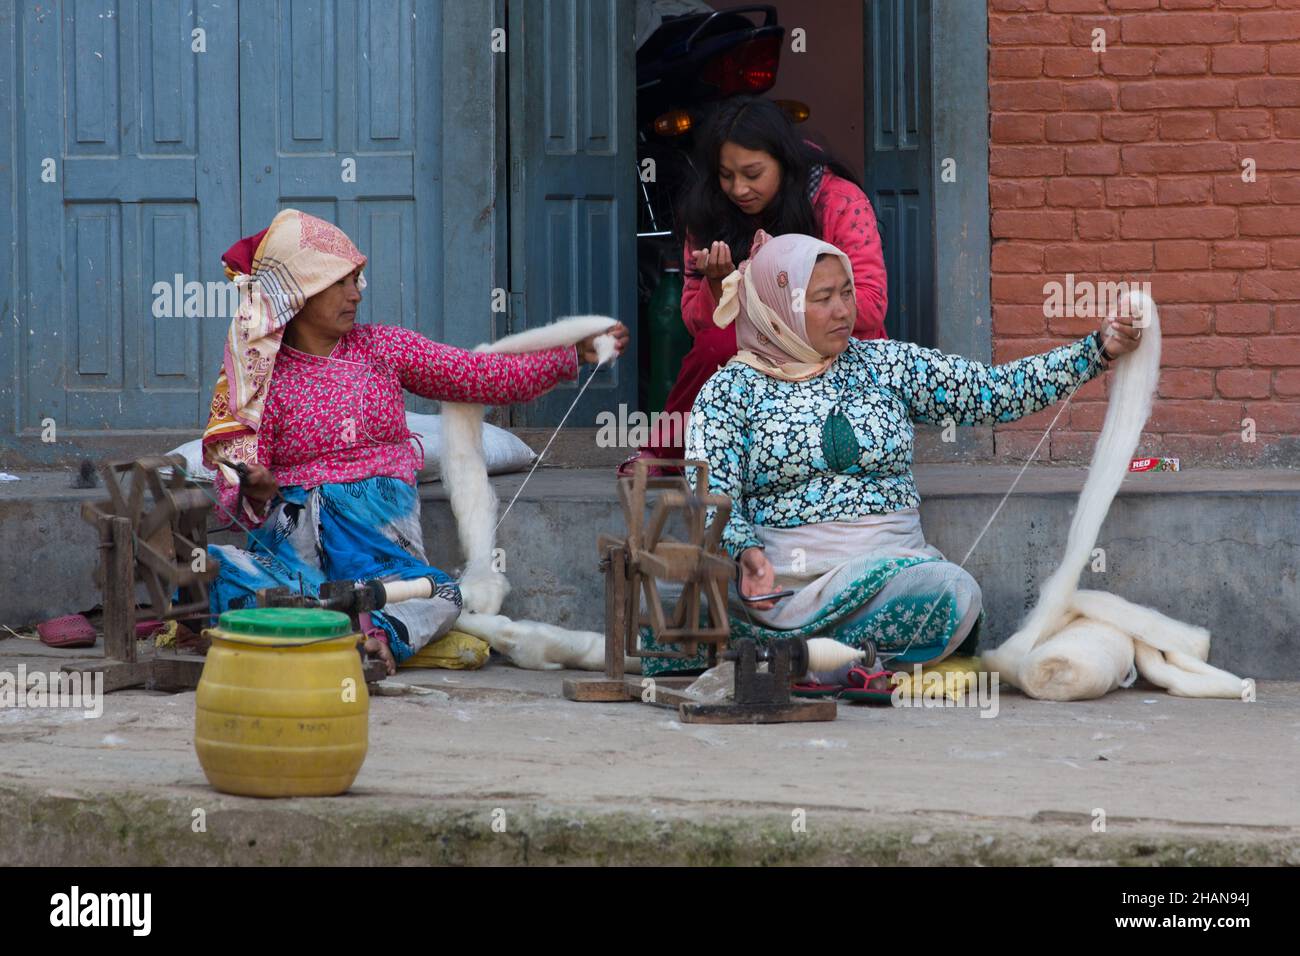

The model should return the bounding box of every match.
[67,455,218,692]
[562,458,736,706]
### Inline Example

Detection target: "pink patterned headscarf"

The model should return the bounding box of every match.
[711,233,855,382]
[202,209,367,488]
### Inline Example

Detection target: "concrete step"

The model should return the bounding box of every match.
[2,465,1298,677]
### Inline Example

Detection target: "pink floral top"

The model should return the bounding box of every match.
[215,323,578,528]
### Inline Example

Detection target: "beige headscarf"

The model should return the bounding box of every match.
[712,233,855,382]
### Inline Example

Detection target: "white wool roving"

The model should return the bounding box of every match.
[439,315,620,614]
[454,612,641,673]
[982,290,1247,700]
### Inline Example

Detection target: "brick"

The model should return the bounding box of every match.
[1216,110,1272,139]
[1049,431,1109,463]
[1119,80,1235,110]
[992,0,1047,11]
[1158,368,1215,399]
[1105,177,1156,205]
[1099,242,1154,270]
[1158,111,1215,139]
[1155,240,1211,270]
[1273,176,1300,203]
[990,146,1065,176]
[1213,174,1270,203]
[1213,241,1269,269]
[1159,0,1218,7]
[1049,312,1108,336]
[1068,402,1110,431]
[990,80,1064,111]
[1106,0,1159,7]
[990,15,1073,44]
[1212,46,1268,75]
[1216,303,1273,333]
[1066,145,1121,174]
[1242,142,1300,170]
[1046,177,1104,206]
[1048,0,1106,10]
[1238,78,1300,107]
[1045,113,1100,141]
[1146,400,1247,433]
[1157,178,1213,204]
[1271,46,1300,74]
[1164,337,1249,367]
[1064,81,1117,110]
[990,49,1045,78]
[1100,49,1155,77]
[1248,336,1300,365]
[1069,17,1120,47]
[1102,114,1157,141]
[1276,109,1300,136]
[1242,271,1300,299]
[1121,207,1236,239]
[1077,210,1119,239]
[1121,14,1236,44]
[1244,401,1300,432]
[1217,369,1273,399]
[1279,305,1300,333]
[1274,369,1300,396]
[1123,143,1237,172]
[1154,46,1209,75]
[993,337,1073,364]
[1149,271,1239,302]
[1158,303,1214,335]
[994,430,1051,461]
[1043,243,1102,270]
[993,304,1050,335]
[1043,50,1101,77]
[1239,11,1300,41]
[1271,239,1300,268]
[992,113,1045,143]
[1219,0,1274,7]
[991,242,1045,273]
[994,274,1065,302]
[1240,205,1300,235]
[990,178,1048,208]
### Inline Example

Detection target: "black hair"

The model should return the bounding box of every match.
[678,96,862,265]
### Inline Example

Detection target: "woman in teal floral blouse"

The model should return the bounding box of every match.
[647,232,1143,690]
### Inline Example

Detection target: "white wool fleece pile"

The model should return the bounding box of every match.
[982,290,1247,700]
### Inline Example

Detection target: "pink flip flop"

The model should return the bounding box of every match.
[36,614,97,649]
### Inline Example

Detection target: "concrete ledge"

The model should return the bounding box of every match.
[3,465,1299,676]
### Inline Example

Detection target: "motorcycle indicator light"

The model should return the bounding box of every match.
[700,34,781,96]
[654,110,694,137]
[774,99,810,123]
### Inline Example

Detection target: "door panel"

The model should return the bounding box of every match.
[864,0,933,346]
[509,0,636,426]
[19,0,239,430]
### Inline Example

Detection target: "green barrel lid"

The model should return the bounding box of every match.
[218,607,352,639]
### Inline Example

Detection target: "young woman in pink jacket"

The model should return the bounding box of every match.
[623,96,890,474]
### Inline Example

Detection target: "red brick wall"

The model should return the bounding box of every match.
[987,0,1300,466]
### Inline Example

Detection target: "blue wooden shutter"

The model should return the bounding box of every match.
[238,0,440,353]
[864,0,934,346]
[18,0,240,431]
[508,0,637,426]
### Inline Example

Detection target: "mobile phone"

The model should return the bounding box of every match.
[740,588,795,604]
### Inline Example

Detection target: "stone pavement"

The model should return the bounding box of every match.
[1,636,1295,866]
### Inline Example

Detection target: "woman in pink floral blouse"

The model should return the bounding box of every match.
[202,209,627,672]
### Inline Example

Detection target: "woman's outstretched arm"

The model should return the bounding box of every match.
[364,324,579,405]
[871,333,1110,426]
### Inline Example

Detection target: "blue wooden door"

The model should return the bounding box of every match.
[238,0,441,354]
[508,0,637,426]
[18,0,241,431]
[864,0,933,346]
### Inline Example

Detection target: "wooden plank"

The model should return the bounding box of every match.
[60,660,154,694]
[105,516,137,663]
[603,546,625,681]
[679,699,838,724]
[562,678,636,702]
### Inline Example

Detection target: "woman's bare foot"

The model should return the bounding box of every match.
[363,636,397,676]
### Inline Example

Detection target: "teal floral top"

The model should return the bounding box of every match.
[685,334,1109,558]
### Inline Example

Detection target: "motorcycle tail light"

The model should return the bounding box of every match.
[654,109,694,137]
[701,34,781,96]
[774,99,810,122]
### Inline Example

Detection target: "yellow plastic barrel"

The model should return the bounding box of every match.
[195,608,369,797]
